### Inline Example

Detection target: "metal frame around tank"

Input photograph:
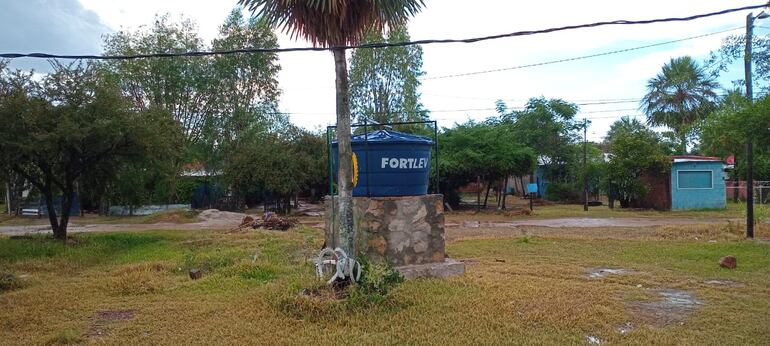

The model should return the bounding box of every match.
[326,120,440,236]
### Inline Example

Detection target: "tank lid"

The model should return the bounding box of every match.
[333,130,433,145]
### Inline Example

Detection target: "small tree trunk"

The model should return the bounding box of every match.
[475,177,481,211]
[4,180,10,215]
[58,187,74,240]
[41,184,63,240]
[608,182,615,209]
[334,48,355,256]
[483,181,492,208]
[501,177,509,210]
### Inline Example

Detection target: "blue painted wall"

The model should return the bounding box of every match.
[671,161,726,210]
[535,166,548,198]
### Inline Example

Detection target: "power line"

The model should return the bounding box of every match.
[422,93,641,103]
[281,107,641,117]
[0,4,766,60]
[423,94,642,105]
[422,27,742,80]
[264,24,748,92]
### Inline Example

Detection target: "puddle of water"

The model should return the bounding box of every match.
[630,289,701,327]
[588,268,631,278]
[617,322,634,335]
[462,221,480,228]
[704,279,740,286]
[585,335,602,344]
[658,290,701,308]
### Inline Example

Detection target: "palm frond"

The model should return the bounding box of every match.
[640,56,719,130]
[238,0,425,47]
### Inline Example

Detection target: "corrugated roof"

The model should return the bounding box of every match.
[333,130,434,145]
[671,155,725,163]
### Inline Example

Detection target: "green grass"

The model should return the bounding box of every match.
[1,226,768,344]
[0,232,177,265]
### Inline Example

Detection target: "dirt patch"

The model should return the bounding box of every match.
[95,309,135,321]
[458,258,481,265]
[143,210,198,224]
[629,289,701,327]
[198,209,247,222]
[85,309,136,339]
[446,217,725,229]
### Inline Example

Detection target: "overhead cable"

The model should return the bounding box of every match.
[0,4,766,60]
[422,27,742,80]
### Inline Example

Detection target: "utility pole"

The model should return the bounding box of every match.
[745,10,769,238]
[583,118,589,212]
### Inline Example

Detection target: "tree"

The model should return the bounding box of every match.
[0,62,167,240]
[604,117,669,208]
[701,93,770,180]
[439,120,535,209]
[641,56,719,154]
[102,12,283,201]
[206,10,285,169]
[708,32,770,95]
[239,0,426,256]
[349,24,427,130]
[499,97,580,183]
[224,126,327,213]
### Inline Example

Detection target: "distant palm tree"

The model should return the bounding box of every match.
[238,0,425,254]
[641,56,719,154]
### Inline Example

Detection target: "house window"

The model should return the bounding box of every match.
[678,170,713,189]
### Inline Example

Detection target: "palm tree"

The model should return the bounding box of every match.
[238,0,425,255]
[641,56,719,154]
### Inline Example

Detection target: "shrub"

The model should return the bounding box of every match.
[358,255,404,297]
[544,182,581,202]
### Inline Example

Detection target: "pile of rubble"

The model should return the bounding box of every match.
[233,212,297,232]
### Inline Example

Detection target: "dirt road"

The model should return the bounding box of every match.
[0,211,733,237]
[444,217,732,229]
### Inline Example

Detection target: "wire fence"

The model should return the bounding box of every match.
[726,181,770,204]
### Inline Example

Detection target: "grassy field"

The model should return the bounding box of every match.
[1,224,769,345]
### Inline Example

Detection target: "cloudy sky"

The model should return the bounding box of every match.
[2,0,768,140]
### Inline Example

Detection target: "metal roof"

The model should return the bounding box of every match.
[333,130,434,145]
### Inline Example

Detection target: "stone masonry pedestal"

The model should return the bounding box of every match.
[324,194,464,279]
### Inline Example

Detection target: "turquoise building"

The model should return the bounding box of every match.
[670,156,727,210]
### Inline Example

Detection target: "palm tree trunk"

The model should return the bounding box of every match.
[333,48,355,256]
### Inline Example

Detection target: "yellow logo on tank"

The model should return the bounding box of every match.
[352,152,359,187]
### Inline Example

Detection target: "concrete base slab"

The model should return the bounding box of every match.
[395,258,465,279]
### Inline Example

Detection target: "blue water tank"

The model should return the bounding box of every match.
[332,130,434,197]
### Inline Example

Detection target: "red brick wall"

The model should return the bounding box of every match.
[633,170,671,210]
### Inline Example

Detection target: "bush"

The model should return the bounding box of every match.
[444,189,461,209]
[544,182,581,202]
[353,256,404,301]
